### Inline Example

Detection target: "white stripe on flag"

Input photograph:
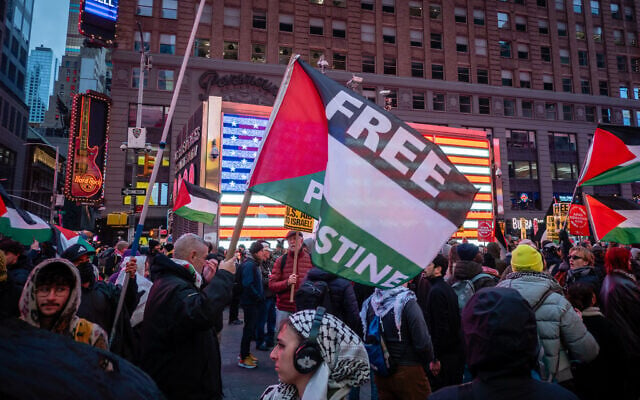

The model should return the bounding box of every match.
[4,208,49,229]
[617,210,640,228]
[324,136,457,268]
[186,196,219,214]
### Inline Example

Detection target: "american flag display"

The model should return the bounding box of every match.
[218,113,495,247]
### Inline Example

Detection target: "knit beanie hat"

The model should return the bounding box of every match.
[457,243,479,261]
[511,244,543,272]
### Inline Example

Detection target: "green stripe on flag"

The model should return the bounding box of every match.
[601,227,640,244]
[312,202,424,288]
[0,217,52,246]
[249,171,325,219]
[174,207,216,225]
[582,163,640,186]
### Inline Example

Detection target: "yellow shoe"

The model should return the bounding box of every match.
[249,353,258,362]
[238,356,257,369]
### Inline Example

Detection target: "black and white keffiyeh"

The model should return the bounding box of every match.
[260,309,370,400]
[359,286,416,341]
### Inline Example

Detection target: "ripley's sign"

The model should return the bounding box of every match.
[198,71,279,100]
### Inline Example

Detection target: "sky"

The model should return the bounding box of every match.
[30,0,70,91]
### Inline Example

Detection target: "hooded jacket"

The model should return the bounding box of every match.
[18,258,108,349]
[497,271,599,381]
[453,260,498,291]
[141,253,234,400]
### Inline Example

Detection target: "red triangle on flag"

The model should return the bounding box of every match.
[579,127,636,184]
[173,180,192,212]
[585,194,627,239]
[0,195,6,217]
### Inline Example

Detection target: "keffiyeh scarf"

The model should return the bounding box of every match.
[359,286,416,341]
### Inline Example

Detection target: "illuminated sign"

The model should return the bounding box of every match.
[84,0,118,21]
[79,0,118,44]
[64,91,111,204]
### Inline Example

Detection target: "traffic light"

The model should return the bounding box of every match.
[141,154,155,177]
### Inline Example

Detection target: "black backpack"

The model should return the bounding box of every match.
[295,280,333,313]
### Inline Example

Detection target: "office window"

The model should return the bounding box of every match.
[539,20,549,34]
[382,0,395,14]
[433,93,445,111]
[500,41,512,58]
[479,97,491,114]
[432,64,444,79]
[573,0,582,13]
[504,99,516,116]
[158,70,174,91]
[555,0,564,10]
[459,96,472,113]
[550,132,577,151]
[431,33,442,49]
[632,58,640,72]
[162,0,177,19]
[617,55,628,72]
[310,50,323,67]
[333,52,346,70]
[545,103,557,119]
[586,106,596,122]
[224,8,240,27]
[361,0,374,10]
[198,4,212,24]
[473,10,485,25]
[413,93,425,109]
[251,44,266,63]
[332,21,346,38]
[599,80,608,95]
[456,37,468,52]
[310,18,324,35]
[563,105,573,120]
[593,26,602,42]
[502,70,513,86]
[361,24,375,42]
[522,101,533,118]
[410,30,423,47]
[279,15,294,32]
[159,34,176,54]
[602,108,611,123]
[137,0,153,16]
[552,162,577,180]
[458,67,470,82]
[611,3,621,19]
[278,47,292,65]
[581,79,591,94]
[409,1,423,17]
[578,51,588,66]
[543,75,554,90]
[132,68,148,88]
[223,41,238,60]
[133,31,150,52]
[624,6,634,21]
[620,86,629,98]
[475,38,487,56]
[193,38,210,58]
[627,32,637,47]
[429,4,442,19]
[334,0,347,7]
[477,68,489,84]
[613,30,624,45]
[362,55,375,73]
[520,71,531,88]
[562,77,572,92]
[596,53,605,68]
[541,46,551,62]
[498,12,509,29]
[253,11,267,29]
[515,16,527,31]
[384,57,396,75]
[517,44,529,59]
[411,61,423,77]
[557,22,567,36]
[635,87,640,99]
[455,7,467,23]
[383,27,396,44]
[575,24,585,39]
[559,49,570,64]
[591,1,600,15]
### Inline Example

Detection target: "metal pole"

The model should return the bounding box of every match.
[50,146,59,225]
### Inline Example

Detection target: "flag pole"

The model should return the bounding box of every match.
[225,190,252,261]
[290,230,299,302]
[109,0,207,349]
[562,137,593,232]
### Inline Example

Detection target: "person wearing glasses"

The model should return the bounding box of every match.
[562,246,601,297]
[18,258,108,349]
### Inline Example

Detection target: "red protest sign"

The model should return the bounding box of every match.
[569,205,590,236]
[478,220,494,242]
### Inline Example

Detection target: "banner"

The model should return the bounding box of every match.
[568,205,590,236]
[477,220,493,242]
[284,206,314,233]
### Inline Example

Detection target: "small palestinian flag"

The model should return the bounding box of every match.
[0,184,51,245]
[584,194,640,244]
[173,181,220,225]
[53,224,95,254]
[578,125,640,186]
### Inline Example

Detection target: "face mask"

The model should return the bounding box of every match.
[77,262,96,285]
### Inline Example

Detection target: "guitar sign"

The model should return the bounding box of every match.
[71,95,103,197]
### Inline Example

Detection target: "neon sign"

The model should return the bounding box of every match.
[84,0,118,21]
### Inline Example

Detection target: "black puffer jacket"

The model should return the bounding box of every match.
[599,271,640,359]
[78,276,138,334]
[304,267,361,335]
[141,254,234,400]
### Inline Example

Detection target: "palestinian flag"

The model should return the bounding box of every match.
[0,184,52,245]
[173,181,220,225]
[248,55,478,288]
[578,125,640,186]
[53,224,95,254]
[584,194,640,244]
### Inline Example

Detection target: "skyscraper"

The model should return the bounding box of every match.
[65,0,83,56]
[25,45,53,124]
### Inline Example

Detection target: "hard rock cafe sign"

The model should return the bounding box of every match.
[198,71,279,101]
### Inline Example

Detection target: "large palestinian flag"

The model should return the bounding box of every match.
[578,125,640,186]
[248,55,478,288]
[0,184,51,245]
[584,194,640,244]
[52,224,95,254]
[173,181,220,225]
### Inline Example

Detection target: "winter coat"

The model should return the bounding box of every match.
[268,249,314,312]
[239,256,264,305]
[565,266,601,294]
[77,275,138,335]
[1,255,32,318]
[18,258,108,349]
[453,260,498,291]
[497,272,599,382]
[141,254,234,400]
[599,271,640,359]
[303,267,361,335]
[425,276,463,360]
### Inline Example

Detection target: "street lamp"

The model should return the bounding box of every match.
[23,142,60,225]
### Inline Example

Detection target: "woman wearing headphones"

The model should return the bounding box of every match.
[260,308,370,400]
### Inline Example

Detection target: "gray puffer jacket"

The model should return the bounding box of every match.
[497,271,599,382]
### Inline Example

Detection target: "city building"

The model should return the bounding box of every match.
[105,0,640,239]
[25,45,53,124]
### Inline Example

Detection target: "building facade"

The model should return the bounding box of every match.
[25,45,53,124]
[106,0,640,237]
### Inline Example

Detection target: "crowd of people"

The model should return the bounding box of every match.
[1,229,639,400]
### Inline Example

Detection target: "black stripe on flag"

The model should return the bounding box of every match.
[184,181,220,202]
[598,124,640,146]
[0,183,37,225]
[591,195,640,211]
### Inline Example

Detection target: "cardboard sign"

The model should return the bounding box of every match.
[284,206,315,233]
[477,220,493,242]
[569,205,590,236]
